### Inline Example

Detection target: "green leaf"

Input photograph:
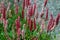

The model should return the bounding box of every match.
[8,31,13,38]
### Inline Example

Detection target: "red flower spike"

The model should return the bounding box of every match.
[1,2,6,19]
[29,19,33,31]
[47,13,54,32]
[56,13,60,25]
[45,7,48,20]
[49,19,55,31]
[33,18,36,30]
[27,0,30,6]
[44,0,48,7]
[26,0,30,7]
[27,17,33,31]
[22,0,25,9]
[22,9,24,18]
[15,17,20,32]
[28,5,36,17]
[3,7,6,19]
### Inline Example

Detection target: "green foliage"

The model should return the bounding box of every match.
[38,32,51,40]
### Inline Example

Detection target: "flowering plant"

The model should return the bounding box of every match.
[0,0,60,40]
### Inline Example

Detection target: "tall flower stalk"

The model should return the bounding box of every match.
[15,16,21,40]
[47,13,55,32]
[55,13,60,25]
[1,1,6,20]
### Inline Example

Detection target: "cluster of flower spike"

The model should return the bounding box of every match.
[0,0,60,40]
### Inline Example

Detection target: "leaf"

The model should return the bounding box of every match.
[8,31,13,38]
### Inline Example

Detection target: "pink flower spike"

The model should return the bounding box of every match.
[17,28,21,40]
[17,28,21,37]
